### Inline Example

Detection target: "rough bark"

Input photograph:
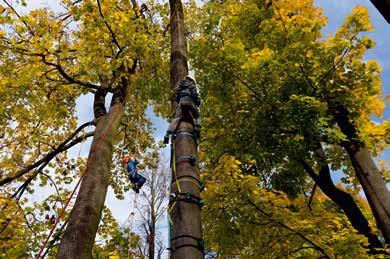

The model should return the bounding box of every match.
[331,104,390,244]
[57,83,128,258]
[170,123,203,259]
[169,1,203,258]
[169,0,188,108]
[300,144,382,248]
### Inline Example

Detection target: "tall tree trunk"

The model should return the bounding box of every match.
[57,83,128,258]
[148,220,155,259]
[149,172,156,259]
[300,144,382,249]
[331,104,390,244]
[169,1,203,258]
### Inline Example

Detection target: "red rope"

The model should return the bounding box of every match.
[36,128,89,258]
[36,173,84,258]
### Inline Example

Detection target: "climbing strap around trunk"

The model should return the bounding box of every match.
[169,192,204,208]
[176,155,196,165]
[168,234,205,255]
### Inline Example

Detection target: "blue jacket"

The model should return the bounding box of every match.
[127,159,139,173]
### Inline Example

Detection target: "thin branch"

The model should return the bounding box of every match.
[41,54,100,90]
[1,0,35,36]
[282,246,317,258]
[96,0,122,54]
[0,121,94,187]
[307,183,317,211]
[39,172,65,210]
[247,199,331,258]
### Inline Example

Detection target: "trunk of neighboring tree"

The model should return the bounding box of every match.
[148,219,156,259]
[301,144,382,249]
[140,163,168,259]
[331,104,390,244]
[57,82,129,258]
[169,1,203,258]
[148,173,156,259]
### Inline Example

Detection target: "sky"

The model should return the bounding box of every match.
[314,0,390,171]
[14,0,390,257]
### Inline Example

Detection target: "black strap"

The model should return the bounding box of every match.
[167,244,205,255]
[176,155,196,165]
[174,131,197,141]
[171,234,202,242]
[168,235,205,255]
[169,192,203,208]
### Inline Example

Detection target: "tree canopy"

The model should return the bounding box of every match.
[0,0,389,258]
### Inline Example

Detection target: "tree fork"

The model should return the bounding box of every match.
[169,1,203,258]
[56,83,128,258]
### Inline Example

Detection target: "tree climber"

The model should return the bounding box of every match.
[164,76,201,144]
[122,155,146,193]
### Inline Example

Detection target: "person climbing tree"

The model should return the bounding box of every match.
[164,76,201,144]
[122,155,146,193]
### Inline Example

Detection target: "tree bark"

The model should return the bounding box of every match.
[300,145,382,248]
[331,104,390,244]
[57,84,128,258]
[169,0,188,108]
[169,1,203,258]
[148,220,155,259]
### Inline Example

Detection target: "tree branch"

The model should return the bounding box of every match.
[307,183,317,211]
[1,0,35,36]
[96,0,122,54]
[0,121,94,186]
[247,199,330,258]
[41,54,100,90]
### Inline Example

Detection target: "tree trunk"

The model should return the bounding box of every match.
[169,0,188,107]
[148,221,155,259]
[331,104,390,244]
[169,1,203,258]
[149,173,156,259]
[57,86,128,258]
[300,145,382,248]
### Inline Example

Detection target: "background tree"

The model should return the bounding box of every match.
[135,152,169,259]
[0,0,169,257]
[191,0,389,255]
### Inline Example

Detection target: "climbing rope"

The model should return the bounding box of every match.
[36,174,84,258]
[36,134,86,259]
[123,192,138,228]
